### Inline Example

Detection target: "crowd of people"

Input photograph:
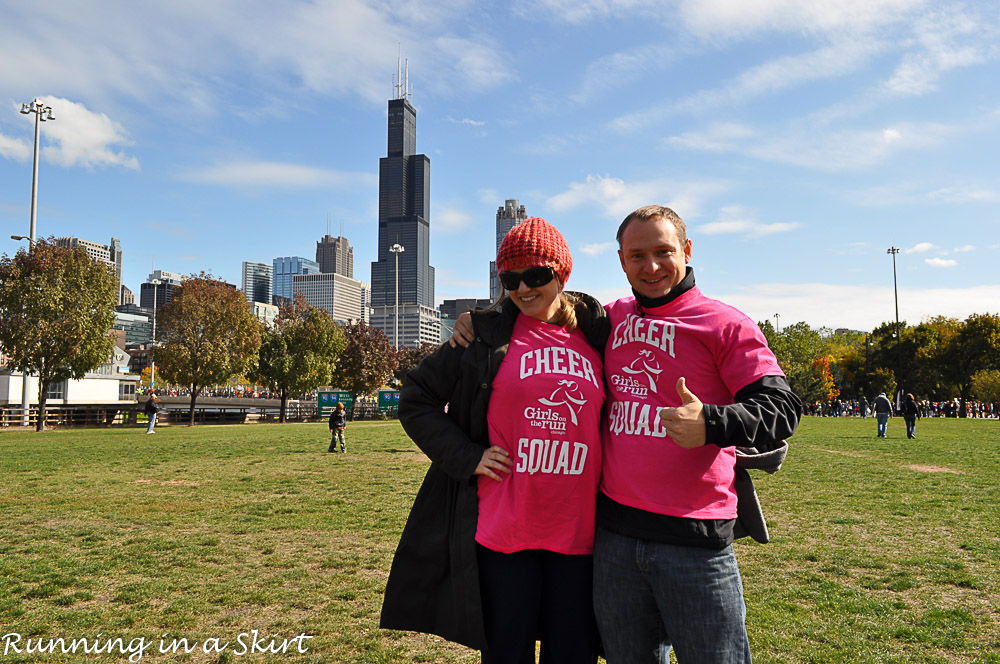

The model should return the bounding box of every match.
[138,387,281,399]
[804,398,999,418]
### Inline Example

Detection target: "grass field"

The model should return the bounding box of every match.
[1,416,998,663]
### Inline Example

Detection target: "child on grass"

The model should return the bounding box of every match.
[328,402,347,453]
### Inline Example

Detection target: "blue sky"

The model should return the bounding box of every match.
[2,0,998,332]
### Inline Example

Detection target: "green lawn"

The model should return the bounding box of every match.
[1,417,998,663]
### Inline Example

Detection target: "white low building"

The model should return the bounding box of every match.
[0,346,139,405]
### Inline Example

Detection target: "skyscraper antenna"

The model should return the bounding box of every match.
[396,44,402,100]
[340,220,345,238]
[405,57,409,100]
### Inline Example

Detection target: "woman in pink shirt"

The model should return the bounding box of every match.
[381,218,608,664]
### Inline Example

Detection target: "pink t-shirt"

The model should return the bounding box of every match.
[479,313,605,554]
[602,287,783,519]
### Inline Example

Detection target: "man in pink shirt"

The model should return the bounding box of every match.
[594,205,801,664]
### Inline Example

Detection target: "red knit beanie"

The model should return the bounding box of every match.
[496,217,572,286]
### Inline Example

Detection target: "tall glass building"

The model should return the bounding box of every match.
[272,256,319,305]
[241,261,273,305]
[369,62,440,347]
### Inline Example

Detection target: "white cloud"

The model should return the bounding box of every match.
[906,242,935,254]
[712,282,1000,332]
[579,242,617,256]
[435,205,475,233]
[571,45,675,104]
[612,40,878,132]
[18,97,140,170]
[882,6,990,97]
[446,117,486,126]
[547,174,727,220]
[579,280,1000,331]
[668,120,956,172]
[0,131,30,161]
[177,161,374,189]
[665,123,757,152]
[675,0,927,39]
[697,207,800,238]
[512,0,667,25]
[953,245,975,253]
[0,1,513,115]
[477,189,500,204]
[925,257,957,268]
[927,186,1000,203]
[699,220,799,237]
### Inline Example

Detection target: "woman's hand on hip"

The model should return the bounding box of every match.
[474,445,514,482]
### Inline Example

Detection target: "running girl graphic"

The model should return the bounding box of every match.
[538,379,587,425]
[621,349,663,393]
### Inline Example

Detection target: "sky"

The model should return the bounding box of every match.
[1,0,999,333]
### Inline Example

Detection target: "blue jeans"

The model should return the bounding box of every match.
[593,527,751,664]
[876,413,888,437]
[146,412,157,433]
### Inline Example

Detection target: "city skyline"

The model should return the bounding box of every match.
[2,2,999,332]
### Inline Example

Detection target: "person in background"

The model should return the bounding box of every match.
[328,402,347,453]
[902,392,921,439]
[381,217,607,663]
[872,392,893,438]
[144,395,160,434]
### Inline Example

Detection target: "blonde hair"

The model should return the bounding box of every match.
[548,292,578,332]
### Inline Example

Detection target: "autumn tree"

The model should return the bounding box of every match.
[329,321,397,411]
[971,369,1000,402]
[155,274,261,426]
[941,313,1000,415]
[247,297,347,422]
[392,341,439,387]
[0,239,117,431]
[759,320,828,402]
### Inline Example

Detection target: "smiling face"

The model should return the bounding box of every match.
[618,216,692,299]
[505,266,564,322]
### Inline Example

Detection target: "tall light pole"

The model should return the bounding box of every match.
[389,244,405,348]
[149,278,161,392]
[773,313,781,333]
[887,247,902,406]
[20,99,54,248]
[17,98,54,427]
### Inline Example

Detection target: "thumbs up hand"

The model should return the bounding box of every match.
[657,377,706,449]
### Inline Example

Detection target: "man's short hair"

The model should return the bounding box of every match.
[616,205,687,247]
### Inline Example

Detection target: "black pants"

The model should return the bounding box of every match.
[477,545,599,664]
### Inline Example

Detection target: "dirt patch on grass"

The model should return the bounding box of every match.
[906,464,963,474]
[130,478,203,486]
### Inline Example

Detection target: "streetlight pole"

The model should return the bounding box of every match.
[149,278,161,392]
[389,244,405,349]
[18,98,54,427]
[887,247,902,407]
[774,313,780,333]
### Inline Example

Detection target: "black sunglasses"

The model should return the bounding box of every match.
[499,266,556,290]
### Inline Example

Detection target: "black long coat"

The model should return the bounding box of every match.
[379,294,608,650]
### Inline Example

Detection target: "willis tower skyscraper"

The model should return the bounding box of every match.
[370,57,440,347]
